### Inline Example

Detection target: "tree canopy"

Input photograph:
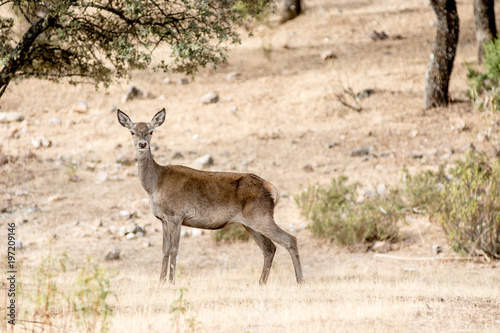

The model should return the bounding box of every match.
[0,0,247,98]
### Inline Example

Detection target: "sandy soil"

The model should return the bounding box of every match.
[1,0,499,332]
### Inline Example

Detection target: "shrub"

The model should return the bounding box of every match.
[403,164,447,214]
[434,150,500,259]
[212,224,249,243]
[467,38,500,110]
[295,176,404,247]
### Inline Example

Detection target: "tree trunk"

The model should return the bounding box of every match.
[280,0,302,24]
[0,14,56,99]
[474,0,496,63]
[424,0,459,110]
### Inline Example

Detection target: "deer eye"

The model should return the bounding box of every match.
[149,131,154,135]
[130,131,135,136]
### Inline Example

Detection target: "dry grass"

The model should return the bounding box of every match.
[1,0,500,331]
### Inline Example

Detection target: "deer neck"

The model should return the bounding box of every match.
[136,149,162,194]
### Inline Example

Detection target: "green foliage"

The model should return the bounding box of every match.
[213,223,250,243]
[467,38,500,110]
[72,258,115,333]
[170,287,199,333]
[30,252,70,327]
[296,149,500,259]
[434,150,500,259]
[403,164,447,214]
[26,253,115,332]
[295,176,404,246]
[0,0,245,96]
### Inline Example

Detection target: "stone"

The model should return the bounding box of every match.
[356,89,375,101]
[163,77,172,84]
[350,146,373,157]
[121,85,154,103]
[321,50,337,61]
[32,137,52,148]
[371,241,391,253]
[432,244,443,255]
[200,92,219,104]
[71,101,89,113]
[0,112,24,123]
[370,30,389,41]
[177,77,189,85]
[376,184,386,197]
[190,154,214,169]
[116,153,136,165]
[226,72,242,82]
[303,164,314,172]
[104,249,121,261]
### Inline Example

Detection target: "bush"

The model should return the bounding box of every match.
[467,38,500,110]
[403,164,447,214]
[295,176,404,247]
[212,224,249,243]
[434,150,500,259]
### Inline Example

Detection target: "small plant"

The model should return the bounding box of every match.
[434,149,500,259]
[170,287,199,333]
[71,258,115,333]
[30,252,70,329]
[213,224,249,243]
[403,164,447,214]
[295,176,403,247]
[467,38,500,110]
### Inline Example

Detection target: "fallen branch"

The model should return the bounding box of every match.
[373,254,477,261]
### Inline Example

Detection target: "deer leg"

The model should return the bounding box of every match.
[250,219,304,284]
[243,226,277,285]
[159,220,171,283]
[167,221,182,283]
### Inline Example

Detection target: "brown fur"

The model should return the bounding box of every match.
[117,109,303,285]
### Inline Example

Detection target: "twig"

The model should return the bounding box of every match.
[373,254,476,261]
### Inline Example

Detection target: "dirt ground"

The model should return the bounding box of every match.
[1,0,499,332]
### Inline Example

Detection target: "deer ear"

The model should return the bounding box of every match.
[117,109,133,129]
[150,108,166,129]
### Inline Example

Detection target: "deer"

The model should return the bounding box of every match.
[117,109,304,285]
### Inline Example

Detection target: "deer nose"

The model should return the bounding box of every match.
[138,142,147,149]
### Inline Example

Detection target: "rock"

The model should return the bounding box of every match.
[32,137,52,148]
[47,194,66,203]
[125,232,136,240]
[356,89,375,101]
[14,240,22,249]
[71,101,89,113]
[116,153,136,165]
[432,244,443,255]
[119,210,133,220]
[163,77,172,84]
[303,164,314,172]
[371,241,391,253]
[121,85,154,103]
[190,154,214,169]
[142,240,151,248]
[48,118,62,126]
[105,249,121,261]
[226,72,242,82]
[0,112,24,123]
[228,106,238,113]
[376,184,386,197]
[177,77,189,85]
[200,92,219,104]
[320,50,337,61]
[172,152,184,160]
[94,219,103,228]
[350,146,373,157]
[96,171,108,183]
[370,30,389,41]
[328,141,339,148]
